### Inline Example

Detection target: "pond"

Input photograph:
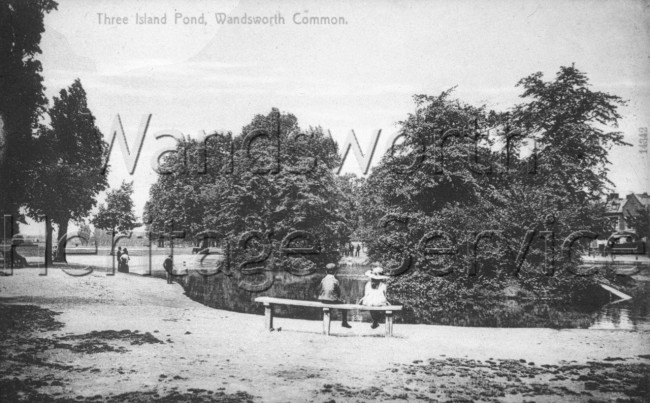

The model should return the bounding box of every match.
[12,247,650,330]
[174,261,650,330]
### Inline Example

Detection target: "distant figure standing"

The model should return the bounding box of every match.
[318,263,352,328]
[348,243,354,257]
[119,248,130,273]
[163,254,174,284]
[355,244,361,257]
[359,267,390,329]
[116,246,123,271]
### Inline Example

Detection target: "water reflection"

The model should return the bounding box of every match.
[590,306,635,330]
[172,261,648,329]
[590,280,650,331]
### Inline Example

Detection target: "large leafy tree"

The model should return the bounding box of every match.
[144,132,209,239]
[26,79,109,264]
[146,108,351,290]
[358,89,511,323]
[336,173,365,238]
[0,0,58,239]
[92,181,137,234]
[359,66,628,324]
[511,64,628,204]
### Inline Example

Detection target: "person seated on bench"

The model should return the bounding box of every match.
[359,267,390,329]
[318,263,352,329]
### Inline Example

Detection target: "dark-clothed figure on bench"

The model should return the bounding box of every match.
[318,263,352,328]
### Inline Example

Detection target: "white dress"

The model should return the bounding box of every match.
[361,281,388,306]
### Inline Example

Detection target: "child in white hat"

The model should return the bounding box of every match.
[359,267,389,329]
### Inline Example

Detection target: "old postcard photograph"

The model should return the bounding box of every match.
[1,0,650,401]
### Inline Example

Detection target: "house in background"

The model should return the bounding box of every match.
[604,192,650,234]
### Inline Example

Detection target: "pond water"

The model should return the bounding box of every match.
[173,261,650,330]
[589,280,650,331]
[11,247,650,330]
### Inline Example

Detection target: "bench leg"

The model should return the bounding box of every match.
[322,308,331,335]
[264,303,274,331]
[385,311,393,337]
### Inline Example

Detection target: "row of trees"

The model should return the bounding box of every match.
[145,65,635,320]
[1,1,136,264]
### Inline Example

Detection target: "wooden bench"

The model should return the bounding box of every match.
[254,297,402,337]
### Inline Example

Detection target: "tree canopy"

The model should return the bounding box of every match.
[146,108,351,290]
[26,79,108,263]
[0,0,58,238]
[358,66,629,323]
[92,181,137,234]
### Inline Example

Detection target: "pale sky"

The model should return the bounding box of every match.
[23,0,650,234]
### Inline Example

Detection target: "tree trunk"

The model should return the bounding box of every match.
[2,207,22,240]
[2,213,12,243]
[3,212,24,268]
[53,219,68,263]
[45,216,53,267]
[109,230,115,255]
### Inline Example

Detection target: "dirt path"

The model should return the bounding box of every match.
[1,268,649,402]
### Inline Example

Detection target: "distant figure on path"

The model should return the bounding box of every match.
[163,255,173,284]
[359,267,390,329]
[119,248,130,273]
[355,244,360,257]
[318,263,352,328]
[116,246,123,272]
[348,243,354,256]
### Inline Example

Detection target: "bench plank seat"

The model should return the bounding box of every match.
[254,296,402,337]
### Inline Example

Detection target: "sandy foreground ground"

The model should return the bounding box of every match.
[1,268,650,402]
